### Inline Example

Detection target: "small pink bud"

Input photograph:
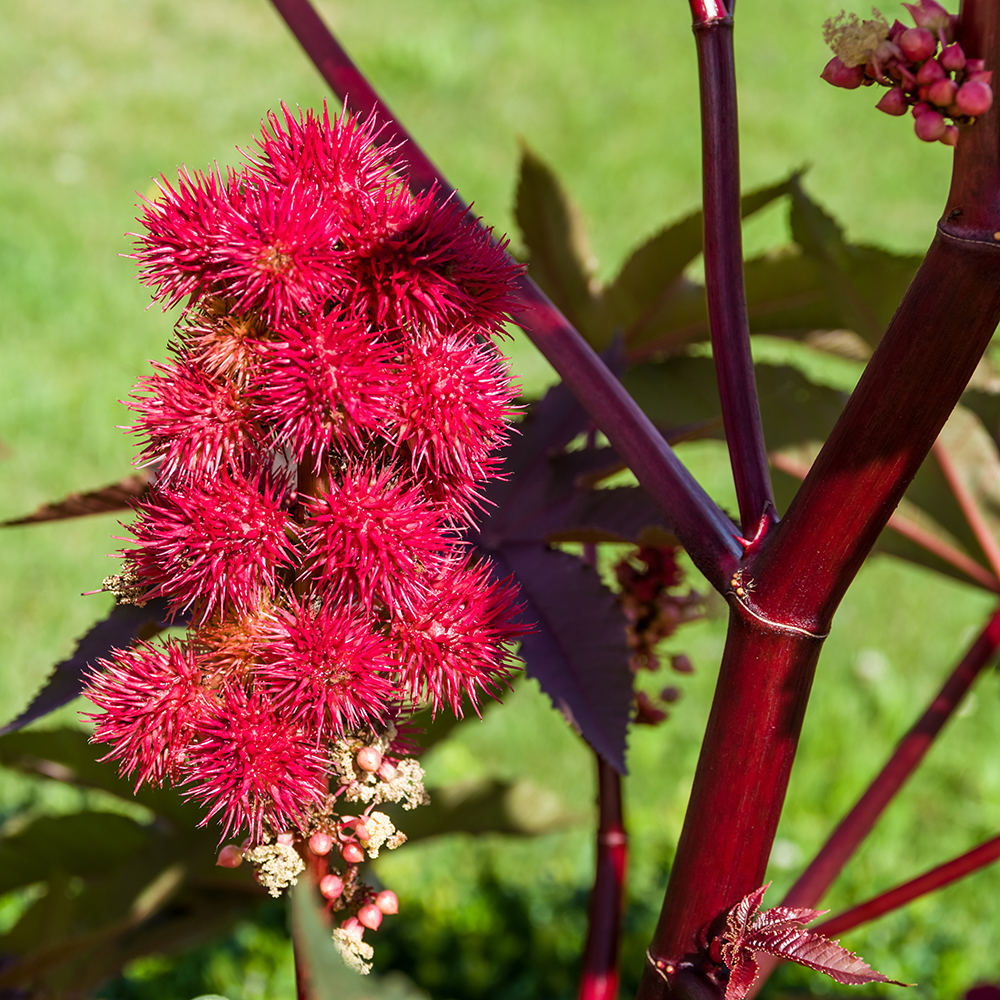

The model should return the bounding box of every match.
[903,0,952,34]
[356,747,382,772]
[821,56,865,90]
[342,842,366,864]
[889,18,908,42]
[914,109,947,141]
[876,87,909,115]
[358,903,384,930]
[309,832,333,856]
[276,832,295,847]
[671,653,694,674]
[955,80,994,116]
[939,42,965,71]
[660,686,682,704]
[911,101,931,118]
[320,874,344,900]
[917,84,931,102]
[340,916,364,940]
[216,845,243,868]
[377,761,398,782]
[927,77,958,106]
[941,124,960,145]
[240,837,253,851]
[966,59,986,74]
[899,27,937,63]
[917,58,946,84]
[355,822,371,842]
[967,69,994,85]
[375,889,399,915]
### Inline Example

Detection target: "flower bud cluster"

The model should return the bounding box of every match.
[614,545,705,726]
[84,104,526,857]
[821,1,993,145]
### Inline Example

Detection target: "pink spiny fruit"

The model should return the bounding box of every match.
[183,687,328,843]
[124,468,295,622]
[85,639,209,789]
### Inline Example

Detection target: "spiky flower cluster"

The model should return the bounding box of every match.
[822,1,993,145]
[85,105,526,943]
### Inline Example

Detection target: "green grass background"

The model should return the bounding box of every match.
[1,1,998,998]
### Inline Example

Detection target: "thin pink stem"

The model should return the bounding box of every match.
[814,832,1000,938]
[691,0,774,535]
[267,0,742,590]
[770,452,1000,592]
[932,439,1000,579]
[578,755,628,1000]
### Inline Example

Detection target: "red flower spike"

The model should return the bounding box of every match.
[343,186,521,337]
[124,469,295,622]
[128,356,266,483]
[718,884,910,1000]
[388,329,516,497]
[390,557,526,713]
[252,598,395,737]
[250,309,394,465]
[301,466,450,612]
[183,687,327,844]
[85,638,210,789]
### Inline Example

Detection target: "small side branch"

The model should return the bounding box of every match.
[267,0,742,590]
[691,0,774,535]
[814,832,1000,938]
[782,603,1000,910]
[578,754,628,1000]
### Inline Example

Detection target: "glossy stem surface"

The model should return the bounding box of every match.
[814,832,1000,939]
[267,0,741,590]
[694,9,773,534]
[578,755,628,1000]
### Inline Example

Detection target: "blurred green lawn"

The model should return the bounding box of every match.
[1,1,997,998]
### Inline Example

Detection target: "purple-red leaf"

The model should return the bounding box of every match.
[0,598,180,736]
[719,884,909,1000]
[1,472,151,526]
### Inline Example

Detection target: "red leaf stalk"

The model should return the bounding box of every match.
[747,603,1000,995]
[579,754,628,1000]
[783,603,1000,910]
[266,0,744,592]
[692,0,774,535]
[814,832,1000,939]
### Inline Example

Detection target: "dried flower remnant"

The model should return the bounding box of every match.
[84,102,527,968]
[821,1,992,145]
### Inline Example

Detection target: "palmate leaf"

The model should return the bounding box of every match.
[472,357,663,773]
[0,597,182,736]
[719,885,908,1000]
[1,471,151,526]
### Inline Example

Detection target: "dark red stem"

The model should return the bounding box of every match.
[814,832,1000,939]
[267,0,742,591]
[783,603,1000,910]
[746,603,1000,995]
[579,754,628,1000]
[692,0,774,535]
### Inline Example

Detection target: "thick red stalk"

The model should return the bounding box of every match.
[747,604,1000,995]
[267,0,742,590]
[637,5,1000,992]
[783,604,1000,911]
[692,0,774,535]
[813,832,1000,939]
[579,755,628,1000]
